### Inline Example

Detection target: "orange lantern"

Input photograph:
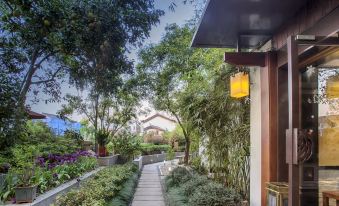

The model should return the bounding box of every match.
[230,72,249,98]
[326,75,339,99]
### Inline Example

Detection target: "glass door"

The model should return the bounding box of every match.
[300,51,339,206]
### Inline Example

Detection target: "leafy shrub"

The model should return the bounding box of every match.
[189,156,207,175]
[188,182,240,206]
[180,174,209,197]
[166,147,175,160]
[64,129,83,145]
[111,132,140,160]
[165,167,192,189]
[96,129,110,147]
[36,138,81,156]
[167,187,188,206]
[165,167,241,206]
[108,172,139,206]
[20,121,54,144]
[55,164,137,206]
[140,143,170,155]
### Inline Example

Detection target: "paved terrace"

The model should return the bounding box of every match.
[132,162,165,206]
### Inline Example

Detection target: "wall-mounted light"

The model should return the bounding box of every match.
[230,72,249,98]
[326,75,339,99]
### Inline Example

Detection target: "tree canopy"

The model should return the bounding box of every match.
[0,0,164,148]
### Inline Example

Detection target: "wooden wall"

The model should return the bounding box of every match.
[273,0,339,50]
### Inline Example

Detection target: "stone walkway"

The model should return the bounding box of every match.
[132,162,165,206]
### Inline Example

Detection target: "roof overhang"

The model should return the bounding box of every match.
[192,0,309,49]
[28,110,46,119]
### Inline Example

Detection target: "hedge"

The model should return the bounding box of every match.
[165,167,241,206]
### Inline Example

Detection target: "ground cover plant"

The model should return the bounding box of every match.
[55,163,139,206]
[165,167,241,206]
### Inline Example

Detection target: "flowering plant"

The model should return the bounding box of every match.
[35,150,96,170]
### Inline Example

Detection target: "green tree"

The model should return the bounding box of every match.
[0,0,164,105]
[163,124,185,148]
[59,92,138,140]
[137,24,225,164]
[0,0,163,149]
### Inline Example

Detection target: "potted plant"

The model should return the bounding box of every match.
[14,167,38,203]
[96,129,110,157]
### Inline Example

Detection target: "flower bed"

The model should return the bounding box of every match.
[165,167,241,206]
[0,150,97,204]
[33,151,97,194]
[55,163,139,206]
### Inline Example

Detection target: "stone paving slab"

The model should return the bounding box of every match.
[131,163,165,206]
[133,195,164,201]
[132,201,165,206]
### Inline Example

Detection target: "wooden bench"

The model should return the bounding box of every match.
[323,191,339,206]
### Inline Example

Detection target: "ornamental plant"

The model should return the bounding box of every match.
[35,150,96,169]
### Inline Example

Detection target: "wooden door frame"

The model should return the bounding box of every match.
[286,36,339,206]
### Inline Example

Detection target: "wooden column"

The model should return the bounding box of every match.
[260,51,278,206]
[287,36,300,206]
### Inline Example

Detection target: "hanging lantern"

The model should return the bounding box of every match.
[230,72,249,98]
[326,75,339,99]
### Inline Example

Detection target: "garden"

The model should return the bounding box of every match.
[1,0,251,205]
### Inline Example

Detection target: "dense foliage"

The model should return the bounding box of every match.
[140,143,170,155]
[186,65,250,199]
[109,132,141,161]
[55,164,138,206]
[0,0,164,149]
[165,167,240,206]
[108,171,139,206]
[0,121,97,203]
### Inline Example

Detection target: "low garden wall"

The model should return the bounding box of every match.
[142,153,166,165]
[97,155,119,166]
[133,152,187,169]
[133,156,143,171]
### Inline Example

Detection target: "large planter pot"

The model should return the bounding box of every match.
[97,155,119,166]
[15,185,37,203]
[98,145,107,157]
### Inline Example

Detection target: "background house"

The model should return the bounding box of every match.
[138,113,177,143]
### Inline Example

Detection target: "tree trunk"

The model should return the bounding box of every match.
[19,49,39,106]
[184,136,190,165]
[94,93,99,153]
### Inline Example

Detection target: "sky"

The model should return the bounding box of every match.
[29,0,196,122]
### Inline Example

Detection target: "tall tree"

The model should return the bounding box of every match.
[0,0,163,148]
[137,24,225,164]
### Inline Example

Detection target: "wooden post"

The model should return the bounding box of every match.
[287,36,300,206]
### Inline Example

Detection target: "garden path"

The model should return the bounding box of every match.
[131,162,165,206]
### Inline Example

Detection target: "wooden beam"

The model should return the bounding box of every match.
[296,36,339,47]
[287,36,300,206]
[261,51,278,206]
[224,52,266,67]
